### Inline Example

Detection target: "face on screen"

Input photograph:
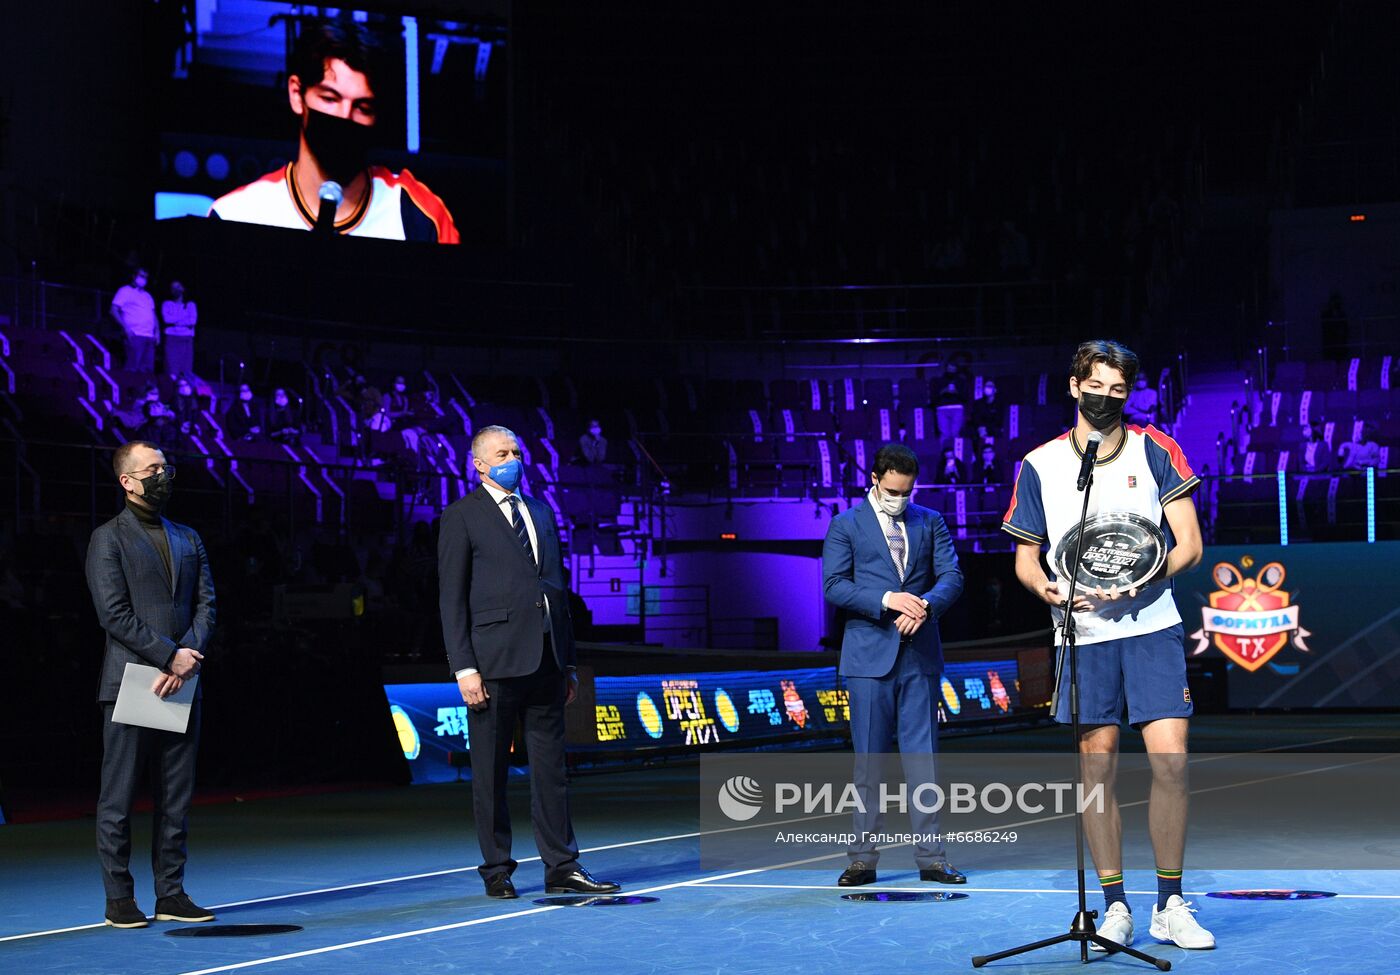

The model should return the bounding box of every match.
[290,58,378,127]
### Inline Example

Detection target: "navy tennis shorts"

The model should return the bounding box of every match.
[1053,623,1193,728]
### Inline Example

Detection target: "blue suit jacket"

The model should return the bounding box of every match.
[822,497,964,679]
[437,487,576,679]
[85,506,216,702]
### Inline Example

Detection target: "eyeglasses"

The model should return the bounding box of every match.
[123,463,176,479]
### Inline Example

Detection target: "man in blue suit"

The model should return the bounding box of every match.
[822,442,965,886]
[85,440,216,928]
[438,425,619,900]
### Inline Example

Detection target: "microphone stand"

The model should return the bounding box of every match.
[972,461,1169,971]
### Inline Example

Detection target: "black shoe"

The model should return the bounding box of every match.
[919,862,966,885]
[838,862,877,887]
[154,892,215,922]
[104,898,149,929]
[484,875,519,899]
[544,868,621,894]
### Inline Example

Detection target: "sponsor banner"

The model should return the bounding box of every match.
[384,657,1029,781]
[590,660,1023,751]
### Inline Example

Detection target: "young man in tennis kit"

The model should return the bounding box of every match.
[1002,340,1215,950]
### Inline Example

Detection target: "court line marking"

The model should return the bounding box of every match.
[692,883,1400,900]
[166,843,897,975]
[0,810,845,945]
[0,736,1378,946]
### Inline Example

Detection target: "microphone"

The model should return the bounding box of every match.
[1077,431,1103,491]
[315,181,343,234]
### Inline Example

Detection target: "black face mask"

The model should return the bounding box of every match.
[1077,390,1126,431]
[303,108,373,184]
[136,470,174,510]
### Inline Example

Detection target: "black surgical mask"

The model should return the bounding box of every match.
[135,470,174,510]
[303,108,373,184]
[1077,390,1126,431]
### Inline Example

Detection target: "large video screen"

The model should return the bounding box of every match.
[155,9,505,245]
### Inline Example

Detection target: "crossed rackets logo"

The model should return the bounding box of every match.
[1190,556,1312,672]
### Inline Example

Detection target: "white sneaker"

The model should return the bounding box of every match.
[1090,901,1133,952]
[1150,895,1216,949]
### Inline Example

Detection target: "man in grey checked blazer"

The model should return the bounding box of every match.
[85,441,216,929]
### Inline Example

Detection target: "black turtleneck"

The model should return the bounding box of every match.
[126,497,172,583]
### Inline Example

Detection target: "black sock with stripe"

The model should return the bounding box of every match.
[1156,868,1183,911]
[1100,872,1127,911]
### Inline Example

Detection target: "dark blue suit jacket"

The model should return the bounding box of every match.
[438,487,576,679]
[822,497,963,679]
[85,507,216,702]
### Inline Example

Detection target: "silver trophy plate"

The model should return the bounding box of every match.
[1054,511,1167,591]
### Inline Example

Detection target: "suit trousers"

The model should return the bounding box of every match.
[97,700,201,900]
[466,637,580,880]
[846,643,946,868]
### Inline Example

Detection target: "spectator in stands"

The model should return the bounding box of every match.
[173,377,202,437]
[142,384,171,417]
[974,440,1002,484]
[111,268,159,373]
[1298,422,1335,474]
[415,387,453,431]
[224,383,263,440]
[940,361,970,400]
[1125,374,1160,427]
[337,371,382,423]
[268,388,303,444]
[1339,422,1381,470]
[380,375,413,426]
[135,399,178,450]
[113,383,158,431]
[160,280,197,376]
[578,419,608,465]
[936,445,969,485]
[971,381,1004,439]
[935,381,966,442]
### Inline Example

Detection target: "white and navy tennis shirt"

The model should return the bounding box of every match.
[1002,424,1200,645]
[209,164,459,244]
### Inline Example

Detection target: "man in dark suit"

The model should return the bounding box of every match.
[85,441,216,928]
[822,442,966,887]
[438,425,620,899]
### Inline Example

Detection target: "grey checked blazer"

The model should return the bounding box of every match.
[85,506,216,702]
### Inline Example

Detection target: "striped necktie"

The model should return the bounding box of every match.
[506,495,535,562]
[885,515,906,581]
